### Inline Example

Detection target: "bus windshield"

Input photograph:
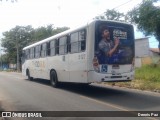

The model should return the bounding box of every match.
[94,21,134,65]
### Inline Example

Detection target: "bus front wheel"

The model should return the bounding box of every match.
[50,70,59,88]
[27,69,33,81]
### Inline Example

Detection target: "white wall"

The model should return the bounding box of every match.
[135,38,150,67]
[135,38,150,58]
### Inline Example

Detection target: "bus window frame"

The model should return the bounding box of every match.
[70,29,86,54]
[42,43,47,57]
[55,39,59,55]
[50,40,56,56]
[59,36,68,55]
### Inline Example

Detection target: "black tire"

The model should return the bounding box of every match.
[50,70,59,88]
[27,70,33,81]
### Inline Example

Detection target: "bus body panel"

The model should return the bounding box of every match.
[47,55,69,82]
[68,52,88,83]
[86,20,96,78]
[24,58,49,80]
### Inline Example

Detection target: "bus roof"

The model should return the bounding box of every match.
[23,24,88,50]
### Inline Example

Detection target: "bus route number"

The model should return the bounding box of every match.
[78,54,85,60]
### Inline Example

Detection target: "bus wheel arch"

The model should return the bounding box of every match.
[50,69,59,88]
[26,69,33,81]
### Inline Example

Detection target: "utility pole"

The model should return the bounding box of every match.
[16,33,20,72]
[16,27,25,72]
[0,49,4,70]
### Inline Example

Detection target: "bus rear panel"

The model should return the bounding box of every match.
[88,20,135,83]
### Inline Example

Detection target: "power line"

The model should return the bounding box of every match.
[94,0,135,18]
[94,0,142,20]
[112,0,134,10]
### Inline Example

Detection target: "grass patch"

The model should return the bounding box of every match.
[136,64,160,82]
[106,64,160,92]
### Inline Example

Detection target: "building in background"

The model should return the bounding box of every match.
[135,37,152,67]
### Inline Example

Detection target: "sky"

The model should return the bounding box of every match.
[0,0,159,48]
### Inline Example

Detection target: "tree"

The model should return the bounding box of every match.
[95,1,160,49]
[95,9,126,22]
[52,27,69,35]
[0,53,9,64]
[31,25,69,43]
[32,25,54,43]
[1,25,34,68]
[127,0,160,48]
[1,25,69,68]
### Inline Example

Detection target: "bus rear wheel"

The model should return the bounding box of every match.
[50,70,59,88]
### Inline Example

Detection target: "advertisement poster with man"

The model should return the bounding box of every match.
[94,24,134,73]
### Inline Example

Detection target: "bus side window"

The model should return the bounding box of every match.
[26,49,29,59]
[45,43,47,57]
[31,47,34,59]
[70,32,79,53]
[35,45,39,58]
[28,49,31,59]
[30,48,32,59]
[55,39,59,55]
[50,40,56,56]
[24,50,27,60]
[47,42,50,56]
[40,43,46,58]
[33,47,35,58]
[67,35,71,53]
[70,29,86,53]
[40,45,42,57]
[59,36,67,55]
[79,29,86,51]
[25,50,27,59]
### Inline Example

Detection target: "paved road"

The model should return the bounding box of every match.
[0,72,160,120]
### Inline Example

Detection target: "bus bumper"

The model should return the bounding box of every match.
[88,71,134,83]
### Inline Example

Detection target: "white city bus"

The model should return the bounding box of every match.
[22,20,135,87]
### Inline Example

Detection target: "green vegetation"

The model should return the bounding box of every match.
[109,64,160,92]
[95,0,160,49]
[134,64,160,90]
[136,64,160,82]
[1,25,69,65]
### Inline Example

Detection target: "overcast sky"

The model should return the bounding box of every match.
[0,0,159,48]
